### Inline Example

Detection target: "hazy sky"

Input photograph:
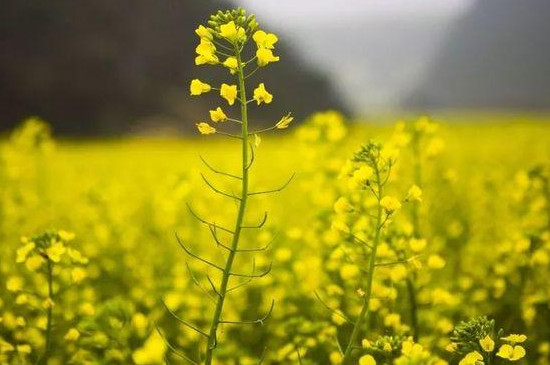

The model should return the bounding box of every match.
[223,0,478,113]
[230,0,476,23]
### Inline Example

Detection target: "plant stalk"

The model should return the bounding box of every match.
[204,44,249,365]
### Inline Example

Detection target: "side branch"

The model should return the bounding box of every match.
[200,155,242,180]
[219,300,275,326]
[248,173,295,196]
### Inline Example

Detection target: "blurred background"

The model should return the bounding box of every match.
[1,0,549,136]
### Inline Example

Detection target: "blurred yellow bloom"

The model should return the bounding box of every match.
[209,107,228,123]
[409,238,427,253]
[427,254,446,269]
[71,267,87,283]
[253,83,273,105]
[256,48,280,67]
[359,354,376,365]
[16,344,32,354]
[196,122,216,135]
[64,328,81,342]
[6,276,23,292]
[334,197,353,215]
[407,185,423,202]
[25,255,43,271]
[380,196,401,213]
[480,335,495,352]
[132,332,167,365]
[220,83,238,105]
[46,241,66,263]
[16,242,35,263]
[253,30,278,49]
[190,79,211,96]
[497,344,526,361]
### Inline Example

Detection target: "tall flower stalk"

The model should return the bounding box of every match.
[160,9,293,364]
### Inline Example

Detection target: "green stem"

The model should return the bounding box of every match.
[342,166,384,365]
[39,260,53,365]
[204,44,250,365]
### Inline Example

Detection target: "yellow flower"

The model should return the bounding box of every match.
[256,48,280,67]
[196,122,216,135]
[359,354,376,365]
[46,241,66,263]
[25,255,44,271]
[58,230,75,241]
[497,344,526,361]
[16,344,32,354]
[501,334,527,344]
[459,351,483,365]
[253,83,273,105]
[380,196,401,213]
[445,343,457,353]
[209,107,228,123]
[409,238,427,253]
[276,113,293,129]
[71,267,87,283]
[219,21,246,43]
[334,197,353,215]
[220,83,238,105]
[16,242,35,263]
[6,276,23,292]
[190,79,211,96]
[195,39,218,65]
[427,254,446,269]
[43,298,55,309]
[222,56,239,74]
[64,328,81,342]
[195,25,213,40]
[407,185,423,202]
[480,335,495,352]
[253,30,278,49]
[340,264,360,280]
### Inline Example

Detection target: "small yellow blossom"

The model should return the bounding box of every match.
[254,134,261,148]
[58,230,75,241]
[253,83,273,105]
[427,254,446,269]
[220,83,238,105]
[276,113,293,129]
[64,328,81,342]
[359,354,376,365]
[25,255,43,271]
[256,48,280,67]
[480,335,495,352]
[501,334,527,344]
[6,277,23,292]
[16,344,32,354]
[222,56,239,74]
[209,107,228,123]
[71,267,87,283]
[195,25,213,40]
[340,264,360,280]
[195,39,218,65]
[43,298,55,309]
[190,79,211,96]
[497,344,526,361]
[409,238,427,252]
[380,196,401,213]
[16,242,35,263]
[459,351,483,365]
[253,30,278,49]
[219,21,246,43]
[407,185,423,202]
[46,241,66,263]
[196,122,216,135]
[334,197,353,215]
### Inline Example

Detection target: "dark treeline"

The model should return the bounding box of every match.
[0,0,348,136]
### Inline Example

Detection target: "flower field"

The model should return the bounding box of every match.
[1,8,550,365]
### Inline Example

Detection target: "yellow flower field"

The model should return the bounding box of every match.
[1,8,550,365]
